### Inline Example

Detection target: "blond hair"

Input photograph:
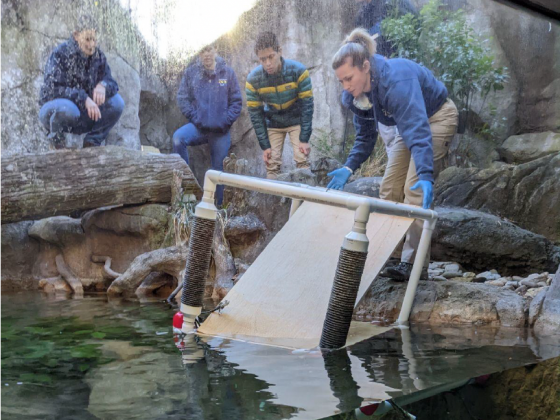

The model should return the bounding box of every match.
[332,28,377,70]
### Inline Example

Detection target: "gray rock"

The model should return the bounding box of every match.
[432,207,560,276]
[29,216,84,246]
[476,271,502,282]
[487,279,507,287]
[525,286,546,299]
[1,221,39,290]
[442,271,463,279]
[224,213,266,261]
[310,158,341,187]
[356,278,526,327]
[433,276,448,282]
[343,177,382,198]
[430,262,454,269]
[435,154,560,242]
[498,131,560,164]
[277,168,317,186]
[444,263,463,273]
[534,265,560,333]
[529,287,549,326]
[428,268,444,276]
[520,279,541,289]
[516,285,528,296]
[505,280,519,288]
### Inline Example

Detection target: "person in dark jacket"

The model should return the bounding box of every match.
[327,28,458,281]
[173,45,242,206]
[246,32,314,179]
[39,15,124,149]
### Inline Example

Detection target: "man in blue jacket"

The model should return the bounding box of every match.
[174,45,242,206]
[39,15,124,149]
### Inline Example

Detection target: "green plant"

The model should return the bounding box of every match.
[382,0,509,134]
[312,128,356,162]
[354,138,388,178]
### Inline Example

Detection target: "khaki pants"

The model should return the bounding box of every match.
[379,99,458,264]
[266,125,310,179]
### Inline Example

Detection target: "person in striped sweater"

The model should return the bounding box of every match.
[246,32,314,179]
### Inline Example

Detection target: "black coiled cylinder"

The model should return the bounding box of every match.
[320,247,367,349]
[181,216,216,307]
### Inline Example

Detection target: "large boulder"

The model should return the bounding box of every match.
[343,177,382,198]
[431,207,560,276]
[498,131,560,164]
[355,277,526,327]
[435,153,560,242]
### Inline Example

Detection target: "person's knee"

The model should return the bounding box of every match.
[40,100,80,128]
[172,127,189,152]
[104,94,125,121]
[174,124,200,149]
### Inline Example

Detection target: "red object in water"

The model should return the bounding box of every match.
[173,311,184,329]
[359,403,380,415]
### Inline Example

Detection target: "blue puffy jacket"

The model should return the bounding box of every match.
[177,56,242,133]
[343,54,448,183]
[39,37,119,110]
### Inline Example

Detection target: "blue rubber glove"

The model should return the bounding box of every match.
[410,180,433,209]
[327,167,352,190]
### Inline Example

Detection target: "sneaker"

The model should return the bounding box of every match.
[47,132,65,149]
[384,262,429,282]
[379,257,401,277]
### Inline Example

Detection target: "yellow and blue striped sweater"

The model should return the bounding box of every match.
[246,58,313,150]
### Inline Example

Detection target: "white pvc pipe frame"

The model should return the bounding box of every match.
[198,170,438,324]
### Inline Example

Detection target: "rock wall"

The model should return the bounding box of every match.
[1,204,174,291]
[435,153,560,243]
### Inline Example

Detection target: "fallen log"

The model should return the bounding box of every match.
[1,146,201,224]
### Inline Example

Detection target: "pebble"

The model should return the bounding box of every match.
[442,271,463,279]
[487,279,506,287]
[444,263,462,273]
[475,271,501,282]
[516,285,528,295]
[520,279,540,289]
[505,280,519,288]
[428,268,444,276]
[525,287,545,299]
